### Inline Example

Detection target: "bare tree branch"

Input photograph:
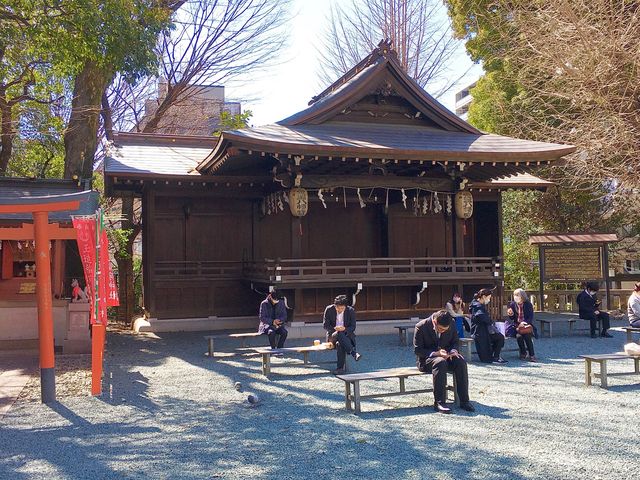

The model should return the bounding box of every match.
[318,0,467,96]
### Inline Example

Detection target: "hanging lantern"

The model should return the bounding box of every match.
[288,187,309,217]
[455,190,474,219]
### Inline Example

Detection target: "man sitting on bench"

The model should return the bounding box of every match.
[577,282,612,338]
[414,311,475,414]
[324,295,361,375]
[258,291,288,351]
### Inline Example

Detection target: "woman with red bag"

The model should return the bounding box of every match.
[506,289,538,362]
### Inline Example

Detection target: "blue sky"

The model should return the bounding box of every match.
[232,0,482,127]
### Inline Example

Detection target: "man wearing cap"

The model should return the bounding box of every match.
[323,295,361,375]
[258,291,288,349]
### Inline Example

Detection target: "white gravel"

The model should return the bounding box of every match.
[1,320,639,480]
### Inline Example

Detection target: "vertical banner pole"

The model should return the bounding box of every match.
[91,208,104,396]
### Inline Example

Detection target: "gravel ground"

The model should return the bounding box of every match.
[1,322,639,480]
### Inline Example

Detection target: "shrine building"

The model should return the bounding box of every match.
[104,42,575,330]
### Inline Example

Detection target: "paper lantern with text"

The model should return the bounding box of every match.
[288,187,309,217]
[454,190,473,219]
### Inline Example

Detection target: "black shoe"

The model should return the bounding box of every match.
[433,401,452,414]
[601,332,613,338]
[590,333,598,338]
[331,368,346,375]
[493,357,508,364]
[352,352,362,361]
[459,402,475,412]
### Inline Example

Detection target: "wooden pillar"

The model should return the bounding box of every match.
[33,211,56,403]
[603,244,611,310]
[143,189,155,316]
[291,217,302,258]
[1,240,13,279]
[52,240,65,297]
[538,246,545,312]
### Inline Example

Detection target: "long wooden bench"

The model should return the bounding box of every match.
[254,345,335,375]
[580,352,640,388]
[539,316,601,338]
[204,332,262,358]
[336,367,458,413]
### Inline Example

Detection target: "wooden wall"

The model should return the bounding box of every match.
[144,188,502,320]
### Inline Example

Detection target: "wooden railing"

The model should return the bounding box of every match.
[243,257,501,285]
[505,289,632,312]
[153,257,502,285]
[154,261,243,279]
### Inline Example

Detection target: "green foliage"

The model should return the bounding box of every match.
[502,190,542,290]
[215,109,253,134]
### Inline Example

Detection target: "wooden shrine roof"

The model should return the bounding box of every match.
[198,41,575,176]
[105,132,217,177]
[197,122,574,175]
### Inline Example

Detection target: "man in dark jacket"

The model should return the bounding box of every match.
[323,295,361,375]
[576,282,612,338]
[414,311,475,413]
[258,291,288,349]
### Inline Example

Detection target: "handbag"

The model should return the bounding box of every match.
[517,323,533,335]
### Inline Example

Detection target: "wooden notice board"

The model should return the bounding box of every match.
[540,245,603,282]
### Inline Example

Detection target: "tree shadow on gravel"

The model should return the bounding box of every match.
[0,402,161,480]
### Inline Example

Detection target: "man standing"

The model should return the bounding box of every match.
[258,291,288,349]
[576,282,612,338]
[323,295,361,375]
[414,310,475,414]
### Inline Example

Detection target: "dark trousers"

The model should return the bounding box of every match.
[516,333,535,356]
[587,312,610,335]
[419,356,470,404]
[489,332,505,359]
[265,326,288,349]
[330,331,355,369]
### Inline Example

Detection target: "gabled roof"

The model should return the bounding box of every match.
[198,42,575,176]
[279,40,479,133]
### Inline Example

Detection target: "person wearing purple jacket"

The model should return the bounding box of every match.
[258,291,288,349]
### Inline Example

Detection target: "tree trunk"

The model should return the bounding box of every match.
[0,99,13,175]
[116,195,140,326]
[63,61,112,180]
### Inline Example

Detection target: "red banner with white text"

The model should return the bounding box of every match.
[72,217,97,323]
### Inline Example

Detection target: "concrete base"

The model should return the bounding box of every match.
[138,316,422,339]
[40,367,55,404]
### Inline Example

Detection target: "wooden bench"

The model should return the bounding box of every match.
[622,327,640,343]
[458,336,519,361]
[204,332,263,358]
[254,345,335,375]
[580,353,640,388]
[539,316,601,338]
[336,367,458,413]
[394,317,420,345]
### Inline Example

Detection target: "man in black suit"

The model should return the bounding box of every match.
[576,282,612,338]
[414,310,475,413]
[323,295,361,375]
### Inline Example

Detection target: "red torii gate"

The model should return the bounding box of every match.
[0,191,92,403]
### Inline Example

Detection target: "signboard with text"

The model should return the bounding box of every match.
[540,245,603,282]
